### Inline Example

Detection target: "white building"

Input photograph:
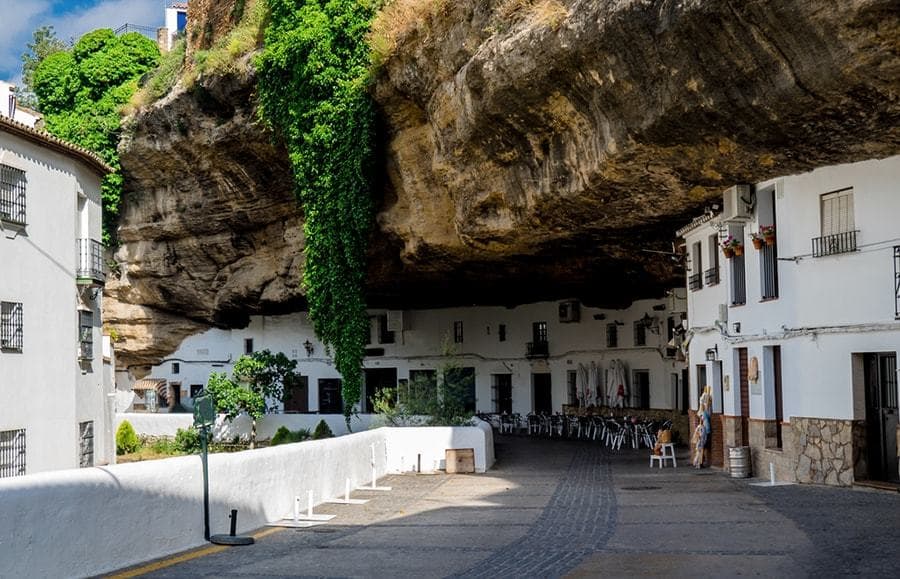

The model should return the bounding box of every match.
[0,81,42,129]
[0,115,113,477]
[135,296,688,418]
[678,155,900,486]
[161,1,188,51]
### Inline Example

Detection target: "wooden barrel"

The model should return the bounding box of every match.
[728,446,752,478]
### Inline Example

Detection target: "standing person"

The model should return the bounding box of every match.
[693,386,713,468]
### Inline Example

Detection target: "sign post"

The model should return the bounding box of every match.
[193,391,215,541]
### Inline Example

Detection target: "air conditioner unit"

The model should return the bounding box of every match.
[386,310,404,332]
[558,300,580,323]
[722,184,753,221]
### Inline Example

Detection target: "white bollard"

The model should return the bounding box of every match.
[293,495,300,523]
[769,462,776,484]
[357,442,391,491]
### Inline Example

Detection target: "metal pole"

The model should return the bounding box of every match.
[202,425,210,541]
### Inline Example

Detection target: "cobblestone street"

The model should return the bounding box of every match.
[131,435,900,578]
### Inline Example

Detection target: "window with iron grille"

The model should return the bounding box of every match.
[79,310,93,359]
[1,301,23,351]
[567,370,577,406]
[244,338,254,354]
[0,164,26,225]
[728,225,746,305]
[633,320,646,346]
[378,314,395,344]
[498,324,506,342]
[78,421,94,468]
[813,188,857,257]
[606,323,618,348]
[0,428,26,478]
[453,321,463,343]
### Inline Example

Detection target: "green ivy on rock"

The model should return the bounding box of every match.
[256,0,380,427]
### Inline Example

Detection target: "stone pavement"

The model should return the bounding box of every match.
[130,435,900,578]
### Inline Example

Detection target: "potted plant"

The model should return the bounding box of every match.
[760,224,776,246]
[721,235,742,258]
[750,231,764,250]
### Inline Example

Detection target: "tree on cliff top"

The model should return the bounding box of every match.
[32,28,159,242]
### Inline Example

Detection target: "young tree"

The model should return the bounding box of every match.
[205,350,303,447]
[19,25,68,109]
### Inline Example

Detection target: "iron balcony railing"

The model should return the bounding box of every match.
[704,267,720,286]
[526,340,549,359]
[76,239,105,284]
[894,246,900,319]
[812,230,858,258]
[688,273,702,291]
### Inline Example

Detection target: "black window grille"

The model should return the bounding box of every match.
[688,273,703,291]
[760,243,779,300]
[633,320,646,346]
[894,246,900,319]
[78,421,94,468]
[498,324,506,342]
[704,267,720,286]
[1,301,23,351]
[244,338,254,354]
[730,254,746,305]
[0,428,26,478]
[453,321,463,343]
[0,164,26,225]
[812,230,858,258]
[378,315,395,344]
[79,310,93,359]
[606,323,618,348]
[76,239,105,282]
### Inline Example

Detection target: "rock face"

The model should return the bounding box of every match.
[108,0,900,371]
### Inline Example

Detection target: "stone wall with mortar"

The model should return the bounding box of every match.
[790,417,865,487]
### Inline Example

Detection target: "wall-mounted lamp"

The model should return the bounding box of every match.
[705,345,718,361]
[303,339,314,357]
[732,322,741,334]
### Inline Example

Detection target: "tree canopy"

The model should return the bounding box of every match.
[19,26,69,110]
[32,28,159,242]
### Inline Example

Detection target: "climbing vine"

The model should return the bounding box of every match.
[256,0,381,426]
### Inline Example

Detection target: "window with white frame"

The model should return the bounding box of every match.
[821,188,854,236]
[453,321,463,343]
[1,301,23,351]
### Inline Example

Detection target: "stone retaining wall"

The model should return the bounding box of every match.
[790,417,865,486]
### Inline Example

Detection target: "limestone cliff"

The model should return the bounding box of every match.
[107,0,900,372]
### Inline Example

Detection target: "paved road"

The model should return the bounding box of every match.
[132,435,900,578]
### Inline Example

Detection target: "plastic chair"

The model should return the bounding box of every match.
[649,443,677,468]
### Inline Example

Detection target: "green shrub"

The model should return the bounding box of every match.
[174,426,207,454]
[150,437,178,454]
[116,420,140,455]
[312,420,334,440]
[270,426,311,446]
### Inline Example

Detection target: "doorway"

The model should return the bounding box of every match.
[633,370,650,409]
[493,374,513,414]
[737,348,750,446]
[681,368,689,414]
[864,353,899,482]
[773,346,783,448]
[283,375,309,413]
[364,368,398,413]
[532,373,552,414]
[446,367,476,413]
[318,379,343,414]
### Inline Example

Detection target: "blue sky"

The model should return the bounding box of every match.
[0,0,164,83]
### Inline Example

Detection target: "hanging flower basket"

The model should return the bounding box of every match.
[721,235,741,258]
[760,224,776,246]
[750,234,764,250]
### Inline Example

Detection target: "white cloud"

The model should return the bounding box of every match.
[52,0,163,44]
[0,0,52,82]
[0,0,164,83]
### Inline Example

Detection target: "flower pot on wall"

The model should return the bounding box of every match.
[751,238,764,250]
[764,235,775,246]
[734,245,744,256]
[723,247,735,259]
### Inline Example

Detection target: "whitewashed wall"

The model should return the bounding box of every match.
[136,297,688,416]
[682,154,900,419]
[0,423,493,578]
[0,126,110,474]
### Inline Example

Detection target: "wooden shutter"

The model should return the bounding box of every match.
[821,188,854,236]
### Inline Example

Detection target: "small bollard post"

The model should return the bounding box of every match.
[210,508,254,546]
[229,509,238,536]
[769,462,776,485]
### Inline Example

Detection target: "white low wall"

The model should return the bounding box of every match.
[115,412,375,441]
[0,423,494,578]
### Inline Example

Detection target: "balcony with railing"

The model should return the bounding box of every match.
[703,267,720,286]
[812,230,858,258]
[76,239,105,285]
[526,340,549,359]
[688,272,703,291]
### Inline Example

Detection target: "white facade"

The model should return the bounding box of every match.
[0,82,42,128]
[163,2,188,51]
[0,117,112,476]
[136,297,688,416]
[680,155,900,484]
